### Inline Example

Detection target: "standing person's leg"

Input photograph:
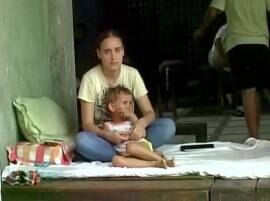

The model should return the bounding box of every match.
[74,131,116,161]
[241,88,260,138]
[244,45,270,138]
[228,44,267,138]
[145,118,176,148]
[256,91,261,130]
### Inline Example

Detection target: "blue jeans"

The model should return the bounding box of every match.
[74,118,176,162]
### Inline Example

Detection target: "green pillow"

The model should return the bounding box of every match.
[13,96,72,143]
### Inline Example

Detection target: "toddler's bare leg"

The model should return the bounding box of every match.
[112,155,166,168]
[165,158,175,167]
[154,151,176,167]
[126,143,163,161]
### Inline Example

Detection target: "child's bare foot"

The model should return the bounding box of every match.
[154,159,167,169]
[154,151,175,167]
[155,152,171,161]
[165,158,175,167]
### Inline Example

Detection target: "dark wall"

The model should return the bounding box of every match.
[73,0,226,106]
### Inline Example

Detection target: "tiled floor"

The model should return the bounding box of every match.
[172,107,270,144]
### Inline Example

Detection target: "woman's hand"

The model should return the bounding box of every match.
[130,94,155,140]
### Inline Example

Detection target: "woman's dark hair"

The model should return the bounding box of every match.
[96,29,124,49]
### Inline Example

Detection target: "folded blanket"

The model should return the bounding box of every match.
[6,140,74,166]
[2,138,270,180]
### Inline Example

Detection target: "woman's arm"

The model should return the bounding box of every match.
[129,94,155,140]
[193,7,222,41]
[136,94,155,127]
[80,100,128,144]
[80,100,108,136]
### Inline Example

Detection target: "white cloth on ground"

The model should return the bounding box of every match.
[2,138,270,180]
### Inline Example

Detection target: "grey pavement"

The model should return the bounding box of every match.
[170,107,270,144]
